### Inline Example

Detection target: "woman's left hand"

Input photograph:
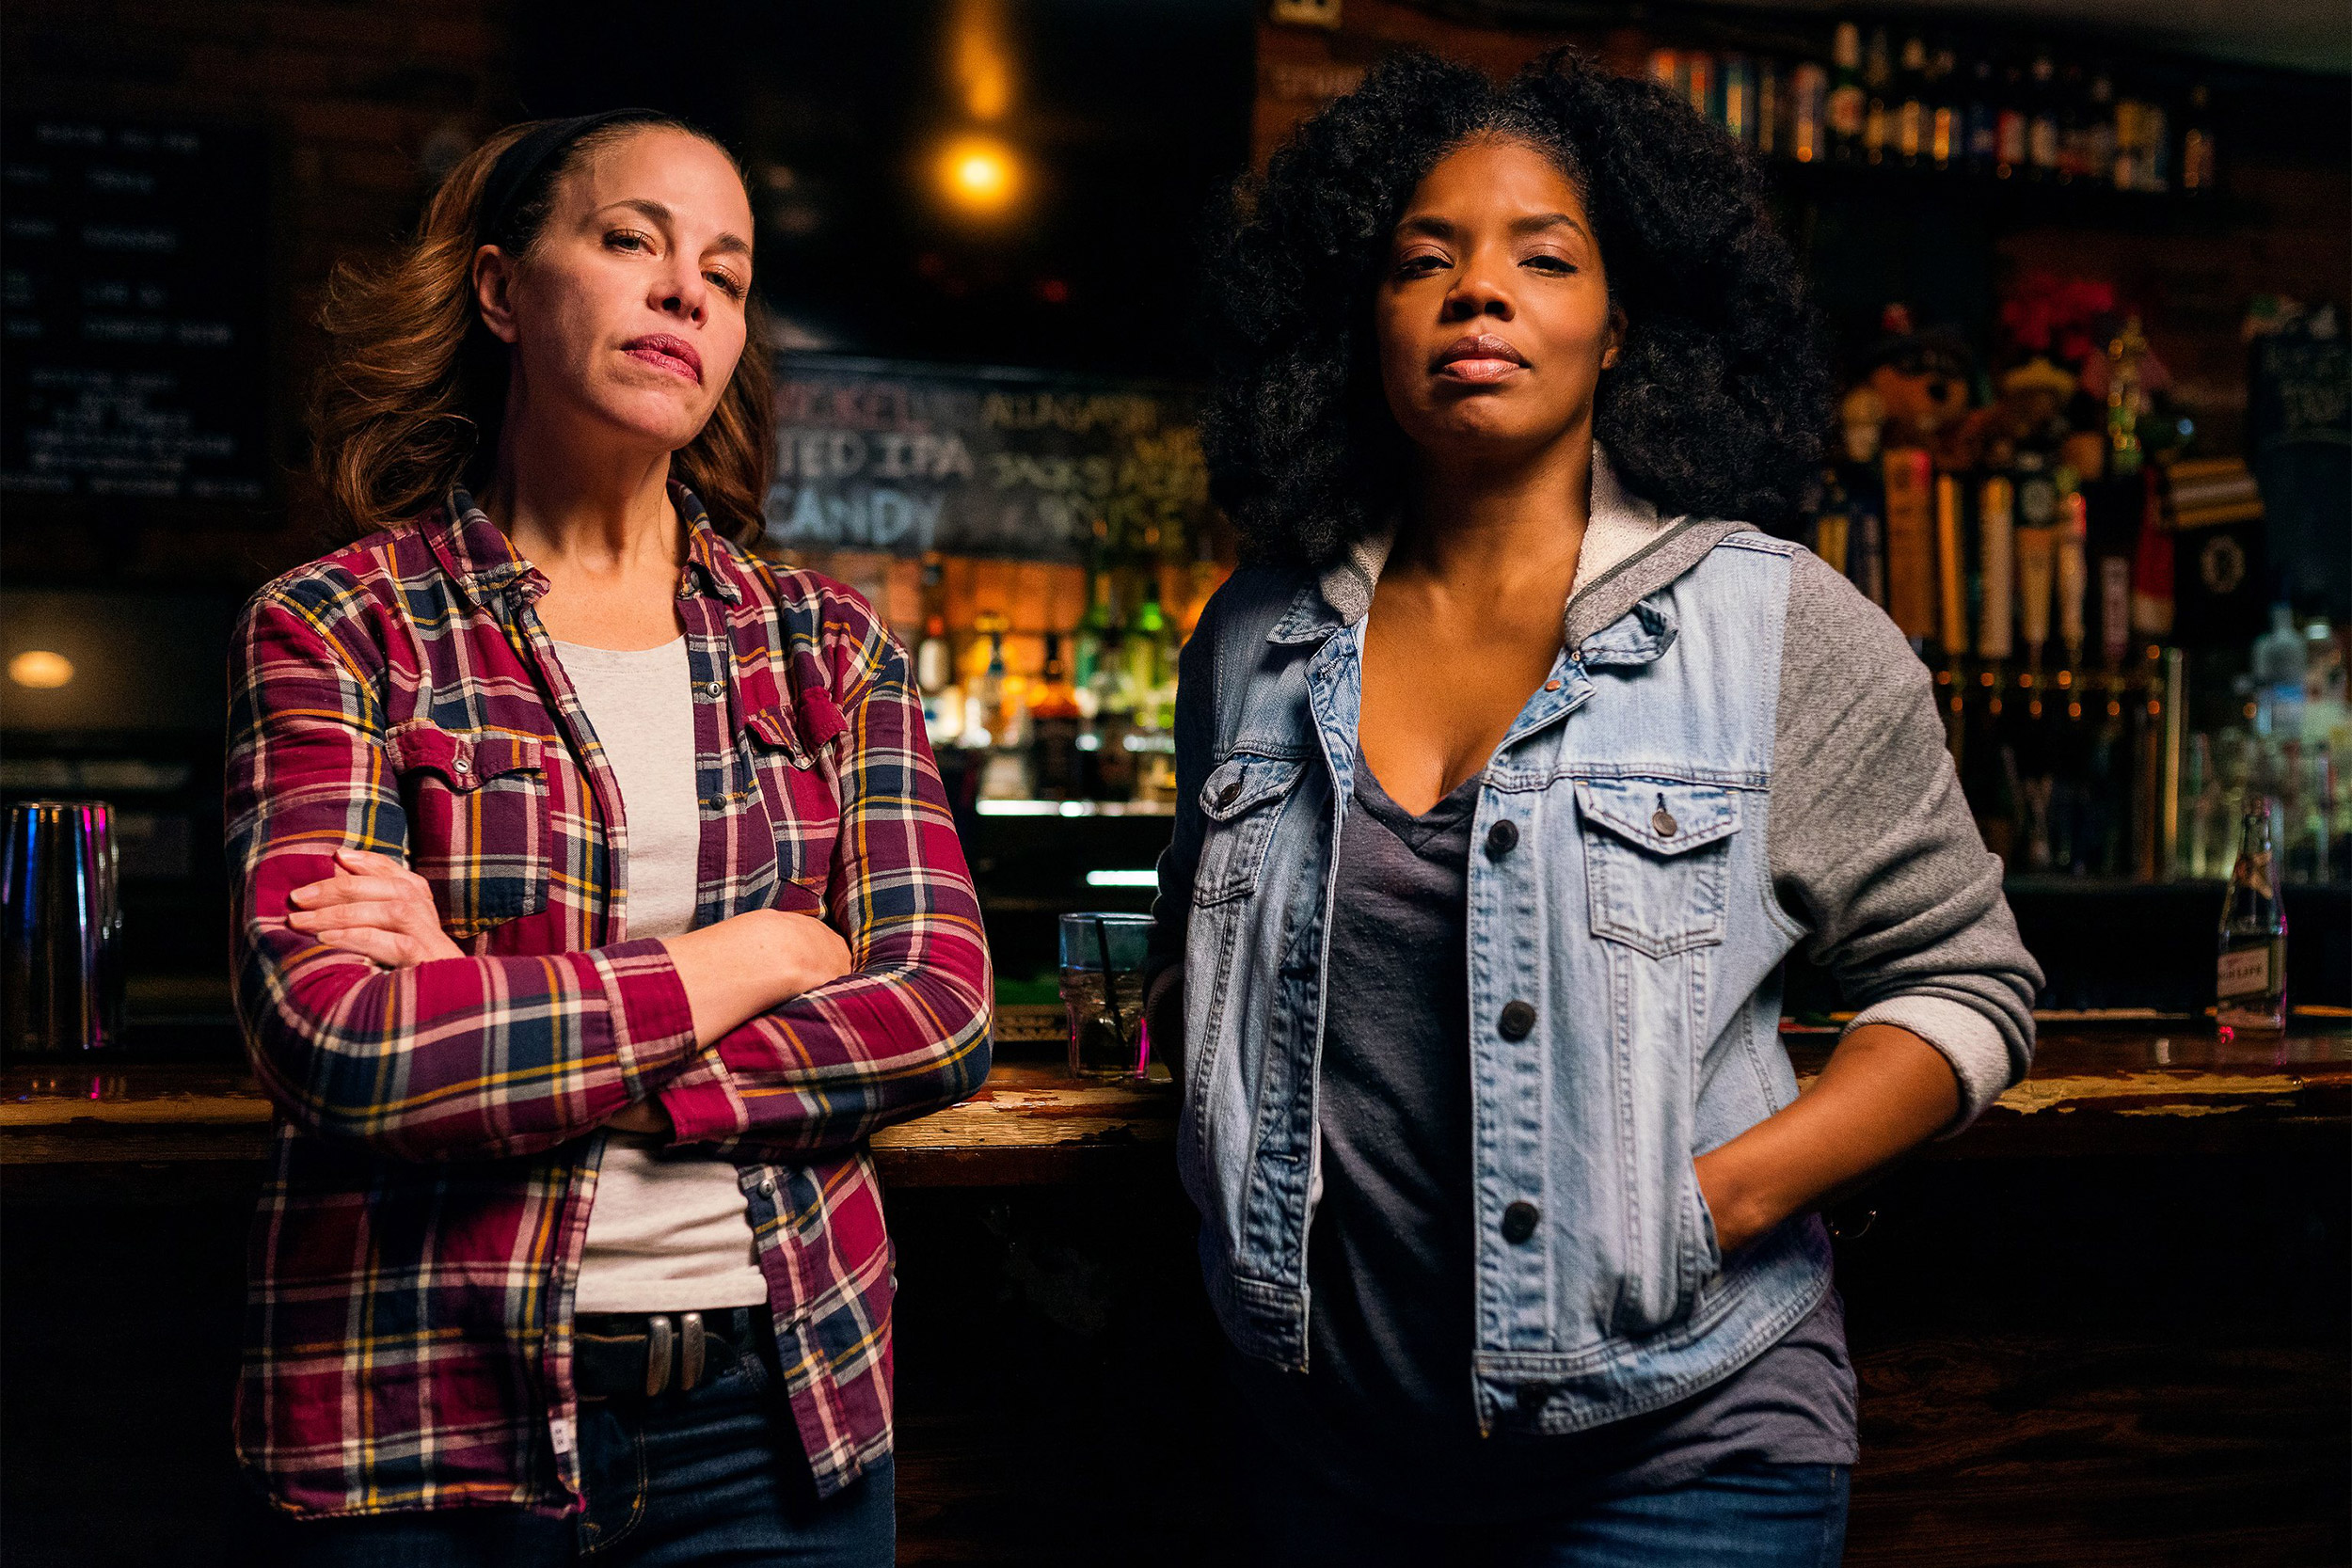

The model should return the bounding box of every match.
[1692,1022,1966,1263]
[285,848,466,968]
[1693,1150,1761,1258]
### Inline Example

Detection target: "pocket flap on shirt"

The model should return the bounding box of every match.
[1200,752,1305,821]
[743,705,815,768]
[1574,779,1740,856]
[385,721,545,792]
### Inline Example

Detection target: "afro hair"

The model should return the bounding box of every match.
[1200,47,1830,565]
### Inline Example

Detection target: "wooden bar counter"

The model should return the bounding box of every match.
[4,1009,2345,1193]
[3,1006,2344,1566]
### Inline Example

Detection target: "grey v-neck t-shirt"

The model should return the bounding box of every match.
[553,637,768,1315]
[1229,755,1857,1521]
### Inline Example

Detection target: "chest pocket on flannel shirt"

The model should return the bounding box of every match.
[384,720,552,938]
[737,703,838,915]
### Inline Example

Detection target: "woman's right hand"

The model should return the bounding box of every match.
[660,909,853,1047]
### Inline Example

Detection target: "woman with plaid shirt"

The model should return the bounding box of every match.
[230,110,990,1566]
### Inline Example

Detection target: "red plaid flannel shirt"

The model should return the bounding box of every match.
[225,484,991,1518]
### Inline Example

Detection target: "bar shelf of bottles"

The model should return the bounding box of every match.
[755,546,1218,815]
[1641,20,2221,201]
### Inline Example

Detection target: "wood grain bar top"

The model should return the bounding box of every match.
[3,1009,2345,1187]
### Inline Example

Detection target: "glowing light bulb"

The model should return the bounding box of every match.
[936,135,1019,216]
[8,650,72,689]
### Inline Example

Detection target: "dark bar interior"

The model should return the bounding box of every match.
[2,1,2345,1562]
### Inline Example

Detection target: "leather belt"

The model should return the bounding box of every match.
[575,1307,768,1401]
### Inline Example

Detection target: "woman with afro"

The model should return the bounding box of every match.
[1143,49,2040,1564]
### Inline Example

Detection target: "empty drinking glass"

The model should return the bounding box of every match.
[1058,912,1153,1080]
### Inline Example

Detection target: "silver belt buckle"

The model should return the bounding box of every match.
[644,1315,674,1398]
[641,1311,711,1396]
[680,1311,706,1392]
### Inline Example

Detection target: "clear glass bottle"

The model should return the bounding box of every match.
[2217,795,2288,1031]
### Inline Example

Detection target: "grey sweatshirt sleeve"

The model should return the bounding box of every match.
[1770,547,2043,1133]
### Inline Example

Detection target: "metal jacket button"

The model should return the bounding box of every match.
[1216,780,1243,810]
[1543,678,1563,691]
[1498,999,1536,1039]
[1485,819,1518,858]
[1651,795,1678,838]
[1516,1380,1550,1413]
[1502,1199,1540,1243]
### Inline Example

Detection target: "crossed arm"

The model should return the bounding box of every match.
[285,847,854,1134]
[229,584,990,1164]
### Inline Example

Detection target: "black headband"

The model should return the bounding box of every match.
[476,107,667,250]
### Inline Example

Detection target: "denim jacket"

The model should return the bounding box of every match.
[1147,458,2039,1436]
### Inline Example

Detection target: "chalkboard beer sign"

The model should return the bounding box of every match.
[767,356,1212,562]
[0,117,271,507]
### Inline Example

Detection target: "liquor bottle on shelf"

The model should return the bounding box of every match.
[2285,748,2333,885]
[2056,59,2089,182]
[1928,38,1960,169]
[1963,53,1998,172]
[2137,90,2172,193]
[1791,57,1828,163]
[1895,33,1930,166]
[965,610,1009,752]
[2217,795,2288,1031]
[2026,48,2061,181]
[2083,64,2119,192]
[1072,566,1117,706]
[1029,632,1085,800]
[1125,579,1169,724]
[1827,23,1865,163]
[1862,25,1895,165]
[1994,54,2028,179]
[917,611,962,749]
[1686,51,1718,122]
[2180,82,2217,196]
[1756,57,1781,157]
[1724,55,1756,144]
[2252,604,2309,739]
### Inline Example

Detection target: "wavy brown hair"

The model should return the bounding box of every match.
[308,114,776,546]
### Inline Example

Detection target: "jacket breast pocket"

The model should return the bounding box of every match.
[385,721,551,938]
[1575,779,1740,958]
[1192,752,1305,907]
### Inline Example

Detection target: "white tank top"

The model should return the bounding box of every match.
[552,637,769,1314]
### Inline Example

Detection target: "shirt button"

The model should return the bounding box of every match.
[1502,1200,1541,1243]
[452,757,470,774]
[1485,819,1518,858]
[1498,1000,1536,1039]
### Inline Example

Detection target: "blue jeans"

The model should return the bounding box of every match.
[251,1329,894,1568]
[1237,1454,1849,1567]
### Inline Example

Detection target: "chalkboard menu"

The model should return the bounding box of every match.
[767,356,1212,562]
[0,117,271,505]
